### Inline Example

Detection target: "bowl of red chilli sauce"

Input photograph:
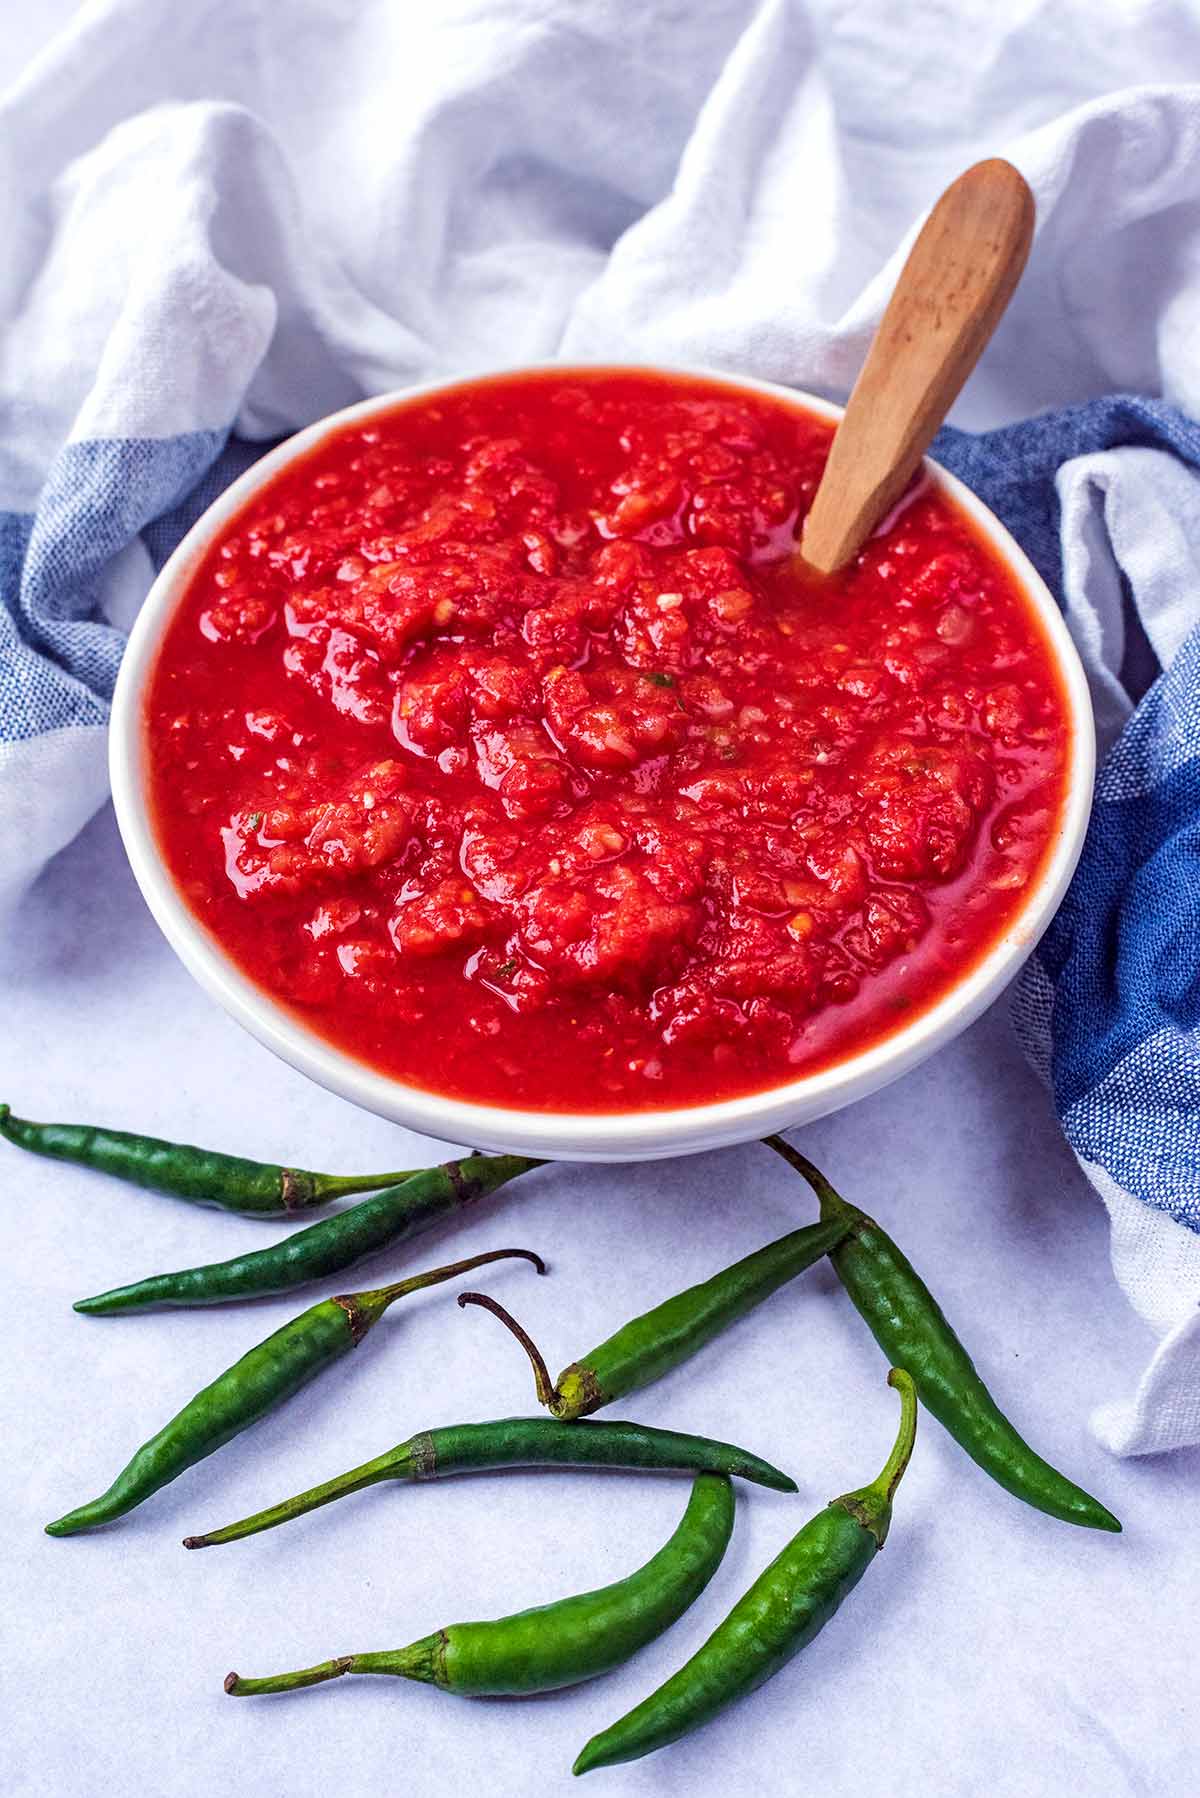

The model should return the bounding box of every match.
[110,365,1094,1161]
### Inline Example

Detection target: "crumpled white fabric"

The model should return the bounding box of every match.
[4,0,1200,1450]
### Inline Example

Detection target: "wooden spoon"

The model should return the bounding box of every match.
[800,158,1035,575]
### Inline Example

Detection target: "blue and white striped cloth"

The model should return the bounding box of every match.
[937,401,1200,1242]
[4,0,1200,1455]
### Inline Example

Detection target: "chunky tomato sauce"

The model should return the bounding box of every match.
[146,370,1069,1112]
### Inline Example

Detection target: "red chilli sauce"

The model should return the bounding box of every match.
[145,370,1069,1112]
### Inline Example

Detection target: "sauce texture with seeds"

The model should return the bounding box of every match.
[146,370,1069,1111]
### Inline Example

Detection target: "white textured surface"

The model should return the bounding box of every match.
[3,3,1199,1794]
[2,805,1197,1798]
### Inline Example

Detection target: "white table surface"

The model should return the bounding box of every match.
[2,13,1196,1796]
[3,800,1196,1798]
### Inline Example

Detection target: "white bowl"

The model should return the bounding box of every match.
[109,365,1095,1162]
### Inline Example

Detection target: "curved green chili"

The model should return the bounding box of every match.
[45,1248,543,1536]
[225,1471,735,1699]
[458,1216,849,1420]
[574,1371,916,1773]
[73,1155,540,1313]
[766,1138,1120,1533]
[184,1415,795,1548]
[0,1102,421,1216]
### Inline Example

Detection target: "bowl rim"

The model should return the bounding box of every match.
[109,361,1095,1158]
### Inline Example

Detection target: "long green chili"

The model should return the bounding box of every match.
[574,1371,916,1772]
[183,1415,796,1548]
[766,1137,1120,1532]
[0,1102,420,1216]
[73,1155,540,1313]
[225,1473,735,1699]
[458,1216,849,1419]
[45,1247,543,1535]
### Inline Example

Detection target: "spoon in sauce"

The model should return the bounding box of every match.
[800,158,1035,575]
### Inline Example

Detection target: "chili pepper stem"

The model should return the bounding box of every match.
[184,1444,404,1549]
[226,1646,434,1695]
[225,1658,354,1696]
[368,1250,548,1304]
[457,1290,560,1410]
[874,1369,918,1501]
[762,1135,853,1221]
[309,1169,421,1204]
[347,1250,546,1334]
[833,1368,917,1550]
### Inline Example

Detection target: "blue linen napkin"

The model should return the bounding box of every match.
[935,399,1200,1237]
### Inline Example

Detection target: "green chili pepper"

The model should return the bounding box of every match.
[0,1102,421,1216]
[766,1138,1120,1533]
[184,1415,795,1549]
[459,1216,849,1420]
[73,1155,539,1314]
[224,1471,735,1700]
[45,1248,543,1537]
[574,1371,916,1773]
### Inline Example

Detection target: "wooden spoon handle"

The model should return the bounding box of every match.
[800,158,1035,574]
